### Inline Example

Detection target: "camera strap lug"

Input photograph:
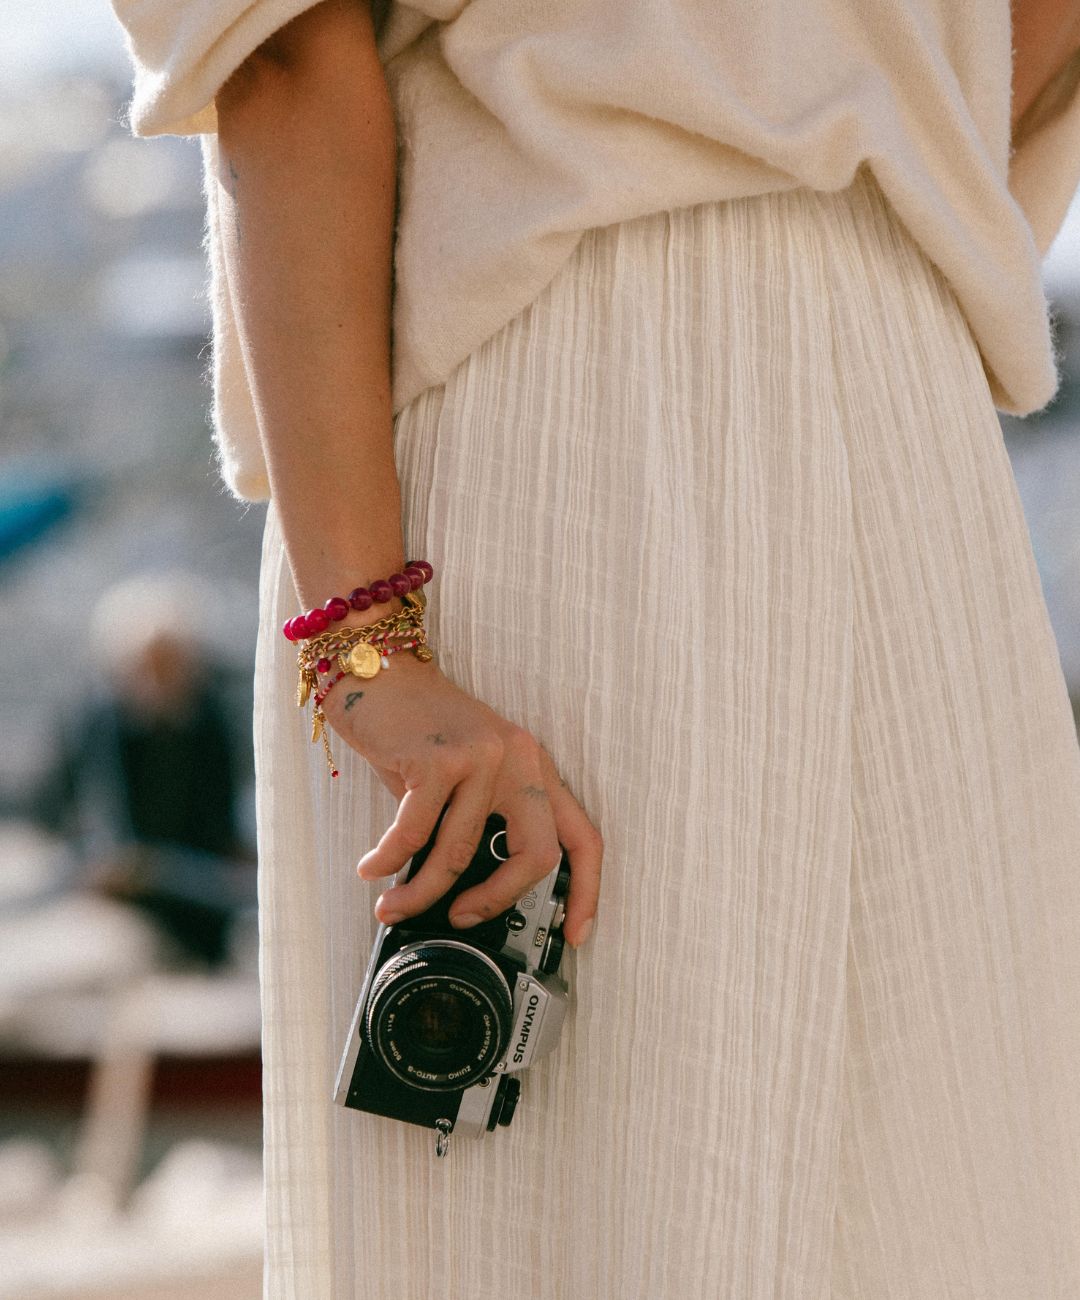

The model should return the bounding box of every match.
[434,1118,453,1158]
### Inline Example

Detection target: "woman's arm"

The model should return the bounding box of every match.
[209,0,603,946]
[213,0,402,617]
[1011,0,1080,131]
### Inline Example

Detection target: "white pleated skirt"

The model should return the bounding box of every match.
[253,163,1080,1298]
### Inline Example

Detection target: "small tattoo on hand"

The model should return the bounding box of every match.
[521,784,549,801]
[344,692,364,710]
[427,732,448,746]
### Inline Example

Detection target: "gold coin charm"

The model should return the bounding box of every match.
[346,641,383,678]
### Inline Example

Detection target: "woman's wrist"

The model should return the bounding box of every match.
[280,499,405,615]
[283,560,433,642]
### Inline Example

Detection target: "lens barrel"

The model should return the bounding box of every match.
[365,943,513,1092]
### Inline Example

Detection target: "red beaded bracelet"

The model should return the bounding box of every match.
[282,559,433,642]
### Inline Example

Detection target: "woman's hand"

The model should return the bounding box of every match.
[319,653,602,948]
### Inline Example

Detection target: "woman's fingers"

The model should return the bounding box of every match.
[439,738,603,941]
[531,743,603,947]
[535,744,603,947]
[355,775,456,884]
[445,776,563,928]
[371,769,496,922]
[354,724,602,948]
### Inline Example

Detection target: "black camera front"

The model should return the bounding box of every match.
[333,805,572,1157]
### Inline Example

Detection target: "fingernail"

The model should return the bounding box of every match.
[574,917,594,946]
[449,912,483,929]
[376,896,405,925]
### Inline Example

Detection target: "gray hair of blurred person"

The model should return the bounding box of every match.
[89,572,215,715]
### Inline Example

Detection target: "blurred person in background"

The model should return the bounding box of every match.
[34,573,250,970]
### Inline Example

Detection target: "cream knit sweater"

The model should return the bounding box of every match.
[109,0,1080,502]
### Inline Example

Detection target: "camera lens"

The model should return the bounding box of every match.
[402,987,469,1053]
[366,942,513,1092]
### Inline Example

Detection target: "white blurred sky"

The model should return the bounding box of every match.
[0,0,128,85]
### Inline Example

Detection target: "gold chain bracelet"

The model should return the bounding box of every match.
[294,587,435,778]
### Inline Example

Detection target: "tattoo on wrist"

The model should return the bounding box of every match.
[344,692,364,711]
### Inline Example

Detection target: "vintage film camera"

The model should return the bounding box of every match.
[333,802,571,1157]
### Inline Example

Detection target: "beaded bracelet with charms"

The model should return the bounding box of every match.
[296,586,434,778]
[282,559,434,641]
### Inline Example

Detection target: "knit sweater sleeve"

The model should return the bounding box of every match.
[1009,46,1080,257]
[108,0,363,136]
[107,0,332,136]
[108,0,467,137]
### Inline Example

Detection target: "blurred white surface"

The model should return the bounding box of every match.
[0,1138,262,1299]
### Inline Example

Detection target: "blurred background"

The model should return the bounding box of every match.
[0,3,264,1296]
[1,4,1079,1299]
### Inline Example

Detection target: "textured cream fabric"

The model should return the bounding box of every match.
[108,0,1080,500]
[253,163,1080,1298]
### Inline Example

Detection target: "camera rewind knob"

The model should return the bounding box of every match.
[540,926,565,974]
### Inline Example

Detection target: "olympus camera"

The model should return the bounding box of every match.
[333,802,571,1157]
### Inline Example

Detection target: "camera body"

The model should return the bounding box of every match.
[333,804,571,1155]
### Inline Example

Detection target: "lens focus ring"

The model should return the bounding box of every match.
[366,943,513,1093]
